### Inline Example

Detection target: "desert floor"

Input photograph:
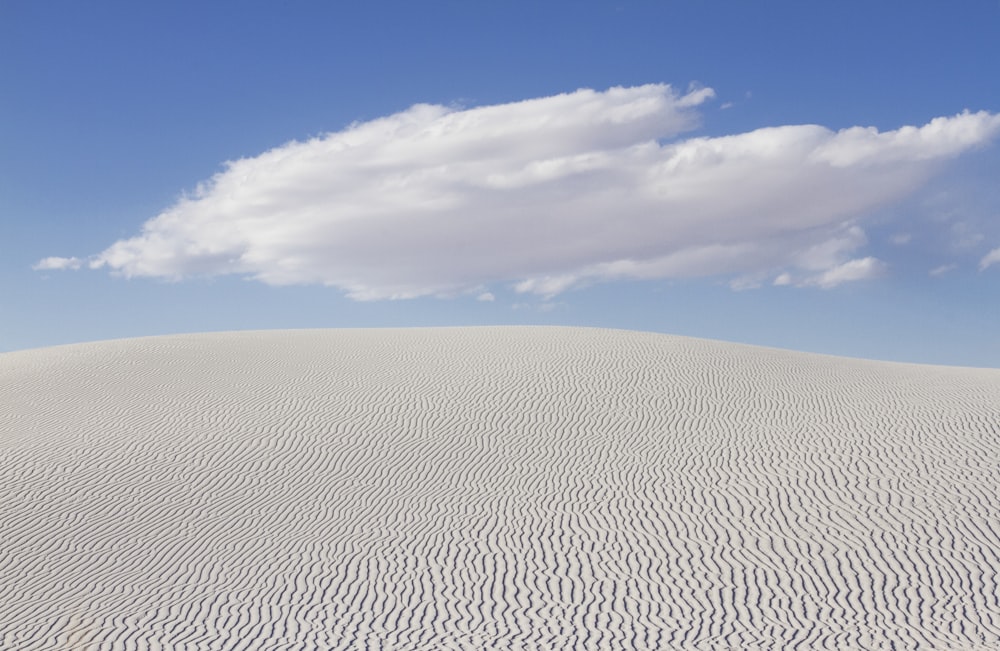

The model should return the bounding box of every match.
[2,327,999,650]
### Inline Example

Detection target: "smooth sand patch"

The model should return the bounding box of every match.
[2,327,999,650]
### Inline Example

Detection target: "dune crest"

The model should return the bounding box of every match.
[2,327,999,650]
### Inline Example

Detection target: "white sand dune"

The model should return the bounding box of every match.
[2,327,999,650]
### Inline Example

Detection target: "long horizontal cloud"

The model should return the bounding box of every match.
[45,84,1000,298]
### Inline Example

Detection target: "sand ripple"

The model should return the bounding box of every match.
[2,327,999,649]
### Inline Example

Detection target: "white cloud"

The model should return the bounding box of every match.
[949,221,985,250]
[729,275,763,291]
[33,256,83,271]
[476,292,495,302]
[40,85,1000,298]
[810,112,1000,167]
[929,263,957,276]
[792,226,869,272]
[980,247,1000,271]
[802,257,887,289]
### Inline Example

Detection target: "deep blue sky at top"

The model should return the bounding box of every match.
[2,1,999,364]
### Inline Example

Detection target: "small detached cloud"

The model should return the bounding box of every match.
[949,221,985,250]
[980,247,1000,271]
[33,256,83,271]
[40,84,1000,299]
[802,257,887,289]
[929,263,957,277]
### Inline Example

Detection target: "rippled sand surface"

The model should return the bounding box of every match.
[2,327,999,650]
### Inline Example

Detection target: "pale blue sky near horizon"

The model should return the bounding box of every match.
[3,1,999,366]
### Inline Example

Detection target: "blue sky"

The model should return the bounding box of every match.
[3,1,999,365]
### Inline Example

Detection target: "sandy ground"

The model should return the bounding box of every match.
[2,327,999,650]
